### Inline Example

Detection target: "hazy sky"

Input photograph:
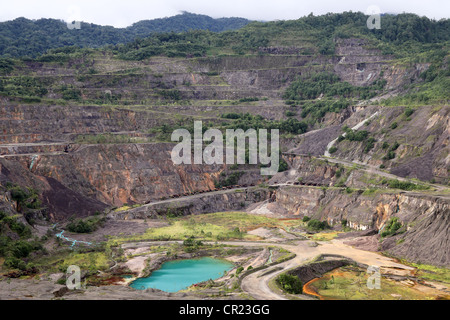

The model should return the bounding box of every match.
[1,0,448,27]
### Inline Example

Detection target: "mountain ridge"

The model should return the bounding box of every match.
[0,12,252,58]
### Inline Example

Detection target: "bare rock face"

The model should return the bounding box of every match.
[32,143,226,213]
[0,157,108,220]
[381,195,450,266]
[273,186,450,266]
[270,154,339,186]
[1,142,231,220]
[388,106,450,183]
[109,188,271,220]
[334,38,388,87]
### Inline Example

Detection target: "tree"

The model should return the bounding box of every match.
[276,274,302,294]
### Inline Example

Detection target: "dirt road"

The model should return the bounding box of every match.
[227,239,414,300]
[123,238,415,300]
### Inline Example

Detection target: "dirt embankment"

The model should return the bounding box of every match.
[288,255,357,285]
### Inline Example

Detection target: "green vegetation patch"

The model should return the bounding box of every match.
[308,266,445,300]
[385,179,430,191]
[409,263,450,284]
[183,212,301,232]
[380,217,403,238]
[307,219,331,231]
[276,273,303,294]
[0,210,44,272]
[66,215,106,234]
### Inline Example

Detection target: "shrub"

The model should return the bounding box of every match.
[329,146,338,154]
[221,113,242,119]
[183,236,203,252]
[278,158,289,172]
[66,216,105,233]
[11,240,33,258]
[383,151,396,160]
[302,216,311,223]
[4,257,27,270]
[387,179,429,191]
[61,87,81,101]
[404,107,414,117]
[276,274,302,294]
[380,217,402,238]
[9,186,28,204]
[364,137,376,153]
[307,219,330,231]
[390,142,400,151]
[230,227,243,239]
[239,97,259,103]
[215,171,244,188]
[0,213,31,238]
[285,110,296,117]
[345,130,369,142]
[157,89,181,101]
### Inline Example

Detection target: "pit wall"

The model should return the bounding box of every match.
[109,188,271,220]
[274,185,450,266]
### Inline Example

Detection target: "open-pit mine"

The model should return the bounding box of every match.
[0,11,449,301]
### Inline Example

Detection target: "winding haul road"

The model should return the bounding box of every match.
[226,239,414,300]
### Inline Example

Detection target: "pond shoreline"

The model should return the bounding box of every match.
[129,257,235,292]
[120,245,262,291]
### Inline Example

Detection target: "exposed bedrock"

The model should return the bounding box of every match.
[0,104,185,144]
[270,154,340,186]
[0,157,108,221]
[273,186,450,266]
[109,188,271,220]
[32,143,227,207]
[0,143,241,220]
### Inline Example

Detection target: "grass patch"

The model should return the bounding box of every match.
[309,266,444,300]
[108,212,303,244]
[33,249,110,273]
[66,215,106,234]
[59,252,110,272]
[309,231,341,242]
[398,261,450,284]
[145,220,245,241]
[182,212,302,232]
[413,264,450,284]
[114,204,141,212]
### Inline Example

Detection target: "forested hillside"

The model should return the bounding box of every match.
[0,12,251,58]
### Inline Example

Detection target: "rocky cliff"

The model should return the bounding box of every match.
[109,187,271,220]
[273,185,450,266]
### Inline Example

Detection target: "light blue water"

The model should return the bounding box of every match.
[130,257,234,292]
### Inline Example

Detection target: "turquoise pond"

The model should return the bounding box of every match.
[129,257,234,292]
